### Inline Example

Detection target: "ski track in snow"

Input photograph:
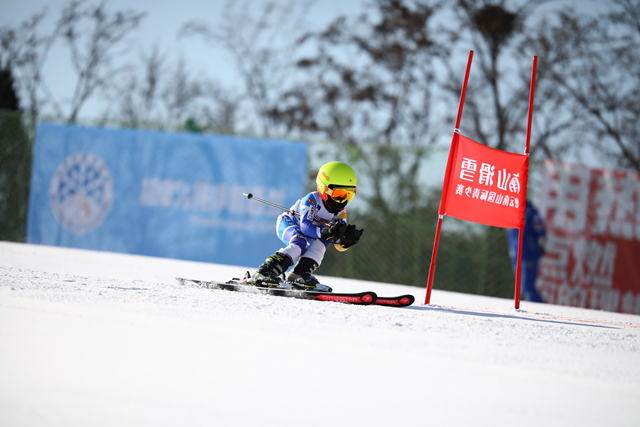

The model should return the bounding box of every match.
[1,241,639,427]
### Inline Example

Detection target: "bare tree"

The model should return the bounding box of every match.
[0,10,59,129]
[58,0,145,123]
[0,0,145,125]
[115,44,165,127]
[278,0,448,144]
[523,0,640,172]
[195,83,240,134]
[158,58,205,125]
[267,0,449,214]
[446,0,550,153]
[179,0,317,137]
[113,46,240,132]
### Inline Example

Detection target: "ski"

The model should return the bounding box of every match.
[176,277,377,306]
[375,294,415,307]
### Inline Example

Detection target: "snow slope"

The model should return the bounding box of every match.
[1,241,639,427]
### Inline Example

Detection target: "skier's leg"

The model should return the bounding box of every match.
[249,252,293,286]
[249,216,307,286]
[286,239,328,289]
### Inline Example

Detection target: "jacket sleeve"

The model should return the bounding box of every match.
[298,194,323,239]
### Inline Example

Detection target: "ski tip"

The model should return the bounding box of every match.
[361,292,376,305]
[398,294,416,307]
[375,294,415,307]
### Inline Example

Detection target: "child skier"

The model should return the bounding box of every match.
[248,161,363,290]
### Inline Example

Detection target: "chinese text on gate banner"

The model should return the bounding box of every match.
[537,160,640,314]
[441,133,528,229]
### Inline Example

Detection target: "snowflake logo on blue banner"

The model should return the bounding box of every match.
[49,152,114,233]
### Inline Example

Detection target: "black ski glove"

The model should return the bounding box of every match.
[321,221,347,241]
[340,224,363,248]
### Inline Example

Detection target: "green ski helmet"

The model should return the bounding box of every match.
[316,161,357,212]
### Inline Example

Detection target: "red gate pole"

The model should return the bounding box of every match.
[524,56,538,157]
[425,50,474,305]
[514,56,538,309]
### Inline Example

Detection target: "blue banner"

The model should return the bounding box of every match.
[27,123,308,267]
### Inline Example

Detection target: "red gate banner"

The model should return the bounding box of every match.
[537,160,640,314]
[425,52,537,308]
[440,133,529,229]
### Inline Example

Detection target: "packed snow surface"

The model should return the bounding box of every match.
[1,241,639,427]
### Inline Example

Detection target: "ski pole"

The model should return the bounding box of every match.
[242,192,330,226]
[243,192,295,214]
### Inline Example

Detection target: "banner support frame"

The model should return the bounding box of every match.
[513,56,538,309]
[425,50,474,305]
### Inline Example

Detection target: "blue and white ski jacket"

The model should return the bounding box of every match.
[279,191,347,240]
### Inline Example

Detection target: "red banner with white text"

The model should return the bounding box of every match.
[441,133,528,229]
[537,160,640,314]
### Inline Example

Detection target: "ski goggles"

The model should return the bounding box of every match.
[326,186,357,202]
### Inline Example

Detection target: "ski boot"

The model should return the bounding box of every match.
[248,252,293,287]
[286,257,330,292]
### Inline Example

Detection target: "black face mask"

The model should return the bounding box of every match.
[322,196,347,214]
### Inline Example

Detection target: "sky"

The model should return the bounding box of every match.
[1,240,640,426]
[2,0,608,121]
[1,0,617,174]
[1,0,366,120]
